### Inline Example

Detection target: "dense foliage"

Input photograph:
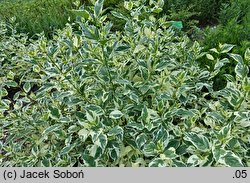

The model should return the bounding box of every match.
[163,0,229,28]
[0,0,74,37]
[0,0,249,167]
[203,0,250,54]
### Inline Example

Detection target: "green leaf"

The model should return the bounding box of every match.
[0,101,10,111]
[152,125,169,143]
[157,0,165,8]
[14,100,22,110]
[175,108,195,119]
[214,58,230,72]
[206,112,225,124]
[95,133,107,151]
[137,59,147,68]
[156,60,169,71]
[216,86,243,108]
[218,152,243,167]
[133,45,145,54]
[110,11,128,20]
[31,146,39,157]
[212,147,227,162]
[229,53,244,64]
[224,153,243,167]
[4,81,18,87]
[33,65,40,73]
[86,104,104,115]
[67,125,79,133]
[115,45,130,52]
[126,121,144,130]
[79,23,96,40]
[167,139,180,149]
[244,48,250,62]
[210,48,219,54]
[89,145,103,158]
[109,147,120,161]
[184,132,210,152]
[41,158,52,167]
[124,1,133,11]
[35,83,55,99]
[172,160,186,167]
[82,154,96,166]
[42,124,61,136]
[48,105,61,119]
[235,62,249,79]
[107,141,120,160]
[7,71,15,80]
[71,10,90,19]
[206,54,214,60]
[220,44,235,53]
[107,126,123,138]
[0,88,8,97]
[86,111,95,122]
[149,158,166,167]
[23,82,31,93]
[76,112,85,121]
[94,0,104,18]
[152,7,163,13]
[143,142,157,157]
[215,124,231,140]
[60,144,75,155]
[60,117,71,123]
[136,133,148,149]
[234,111,250,127]
[187,155,200,166]
[163,147,177,159]
[78,129,89,142]
[109,110,123,119]
[141,105,149,122]
[224,74,235,82]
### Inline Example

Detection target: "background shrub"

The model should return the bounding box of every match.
[162,0,229,31]
[202,0,250,54]
[0,0,75,37]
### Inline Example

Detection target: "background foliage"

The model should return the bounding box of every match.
[163,0,230,29]
[0,0,75,37]
[203,0,250,54]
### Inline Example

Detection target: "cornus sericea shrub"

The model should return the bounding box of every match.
[0,0,250,167]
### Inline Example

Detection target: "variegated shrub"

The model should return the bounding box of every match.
[0,0,249,167]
